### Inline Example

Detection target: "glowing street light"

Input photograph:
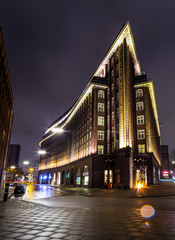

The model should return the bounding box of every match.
[38,150,47,155]
[23,161,29,165]
[51,128,64,133]
[10,166,15,169]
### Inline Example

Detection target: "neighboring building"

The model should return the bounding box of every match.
[160,145,170,178]
[7,144,21,168]
[38,22,161,188]
[0,27,13,188]
[33,160,39,182]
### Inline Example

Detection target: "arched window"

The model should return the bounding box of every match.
[98,90,104,98]
[76,167,81,185]
[136,89,143,97]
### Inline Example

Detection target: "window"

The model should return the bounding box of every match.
[136,89,143,97]
[98,103,104,112]
[98,90,104,98]
[98,131,104,140]
[137,115,144,125]
[98,145,104,154]
[136,102,144,111]
[138,144,145,153]
[137,130,145,139]
[98,116,104,126]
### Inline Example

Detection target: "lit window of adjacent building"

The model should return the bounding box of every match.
[136,89,143,97]
[98,145,104,154]
[136,102,144,111]
[138,144,145,153]
[98,90,104,98]
[98,131,104,140]
[98,116,104,126]
[98,103,104,112]
[137,130,145,139]
[137,115,144,125]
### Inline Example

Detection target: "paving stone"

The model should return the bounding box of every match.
[18,235,36,240]
[43,228,57,232]
[37,232,53,237]
[33,226,45,230]
[55,229,70,233]
[15,229,29,233]
[129,232,145,237]
[5,232,23,238]
[26,230,42,235]
[81,231,97,237]
[63,235,82,240]
[50,232,68,238]
[0,231,11,237]
[32,238,50,240]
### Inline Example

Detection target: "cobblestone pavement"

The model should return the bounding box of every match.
[0,198,175,240]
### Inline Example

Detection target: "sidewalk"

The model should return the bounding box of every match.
[52,180,175,198]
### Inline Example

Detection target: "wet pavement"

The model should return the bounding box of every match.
[0,181,175,239]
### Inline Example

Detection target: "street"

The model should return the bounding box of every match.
[0,181,175,240]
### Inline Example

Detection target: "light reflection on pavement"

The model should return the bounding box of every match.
[12,184,68,201]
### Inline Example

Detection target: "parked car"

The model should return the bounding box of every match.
[14,184,26,194]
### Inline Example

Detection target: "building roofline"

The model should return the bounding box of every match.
[40,21,141,146]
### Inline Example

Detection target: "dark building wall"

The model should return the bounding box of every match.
[7,144,20,167]
[0,28,13,188]
[160,145,169,170]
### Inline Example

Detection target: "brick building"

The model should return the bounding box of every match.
[0,27,14,188]
[38,22,161,188]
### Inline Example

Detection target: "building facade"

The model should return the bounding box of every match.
[7,144,21,168]
[38,22,161,188]
[0,27,14,188]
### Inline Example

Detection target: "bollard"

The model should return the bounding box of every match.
[3,183,9,201]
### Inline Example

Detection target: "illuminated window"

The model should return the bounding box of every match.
[136,89,143,97]
[98,116,104,126]
[98,90,104,98]
[137,130,145,139]
[137,115,144,125]
[138,144,145,153]
[98,103,104,112]
[98,145,104,154]
[98,131,104,140]
[136,102,144,111]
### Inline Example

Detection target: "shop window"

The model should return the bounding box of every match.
[83,165,89,186]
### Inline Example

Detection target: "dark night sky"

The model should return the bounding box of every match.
[0,1,175,166]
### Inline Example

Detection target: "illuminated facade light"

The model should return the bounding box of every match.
[51,128,64,133]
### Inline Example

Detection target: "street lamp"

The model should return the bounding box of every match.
[10,166,15,169]
[23,161,29,165]
[38,150,47,155]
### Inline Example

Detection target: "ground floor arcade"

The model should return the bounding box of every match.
[38,148,160,188]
